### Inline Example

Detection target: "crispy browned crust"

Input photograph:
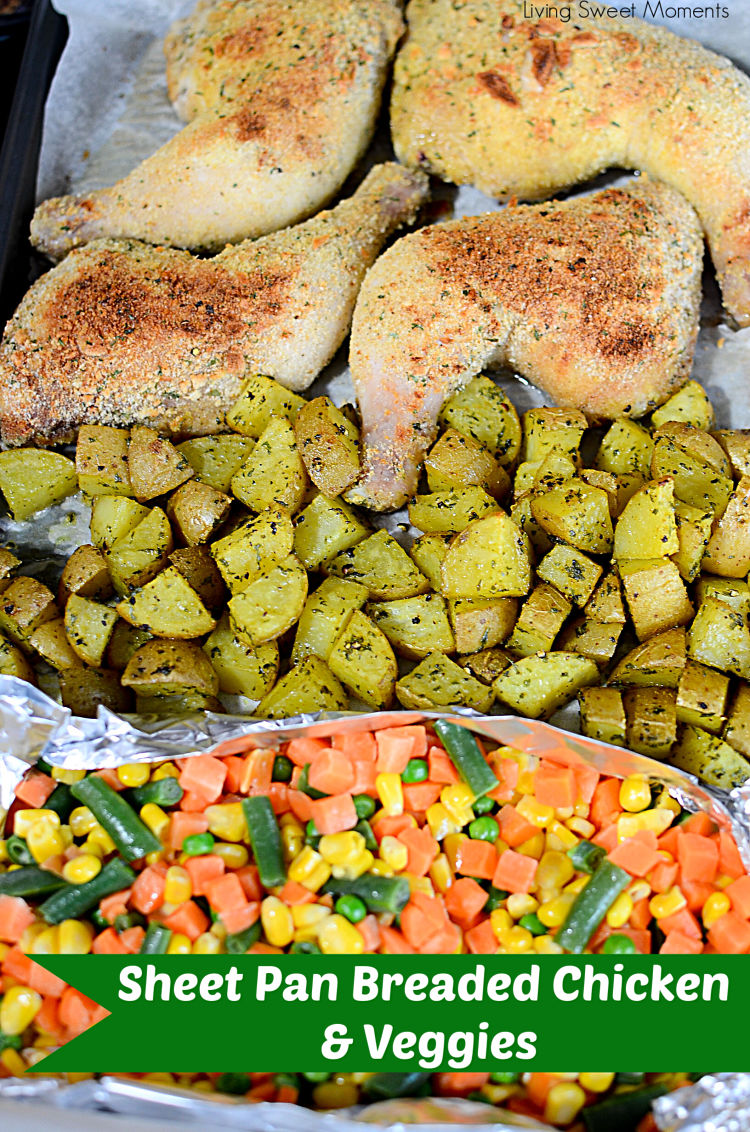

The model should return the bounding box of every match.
[349,180,703,511]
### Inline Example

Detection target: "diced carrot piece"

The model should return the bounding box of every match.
[411,890,448,926]
[204,873,248,915]
[1,947,32,983]
[15,769,56,807]
[590,924,652,954]
[660,931,703,955]
[435,1072,491,1097]
[492,849,537,894]
[398,903,438,950]
[185,854,225,897]
[209,735,257,758]
[59,988,96,1035]
[658,827,681,857]
[681,812,716,837]
[309,792,358,836]
[376,727,421,773]
[445,878,487,929]
[350,756,378,795]
[680,876,715,913]
[573,765,600,805]
[534,762,576,810]
[648,859,679,893]
[162,900,209,941]
[592,824,619,852]
[496,804,538,849]
[428,747,459,785]
[465,918,498,954]
[93,768,125,791]
[99,889,132,924]
[168,811,210,850]
[356,914,381,952]
[590,778,621,828]
[378,925,416,954]
[178,754,227,804]
[92,927,127,955]
[222,755,246,793]
[0,895,36,943]
[398,826,439,877]
[629,897,651,931]
[236,865,262,901]
[659,906,702,940]
[719,831,746,879]
[371,814,415,842]
[20,954,67,997]
[608,832,661,877]
[708,911,750,953]
[288,790,314,824]
[677,830,719,883]
[279,880,315,906]
[456,838,498,881]
[267,782,290,815]
[277,1084,299,1104]
[120,926,146,953]
[421,922,462,954]
[332,731,377,761]
[487,757,519,804]
[286,737,329,767]
[308,748,355,795]
[180,790,213,812]
[527,1073,564,1108]
[402,782,442,813]
[240,750,276,796]
[131,867,166,914]
[222,901,259,935]
[36,995,61,1037]
[726,875,750,920]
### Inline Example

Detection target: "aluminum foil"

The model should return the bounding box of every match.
[653,1074,750,1132]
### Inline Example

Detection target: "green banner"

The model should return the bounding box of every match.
[34,955,745,1073]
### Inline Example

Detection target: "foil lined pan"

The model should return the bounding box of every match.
[653,1074,750,1132]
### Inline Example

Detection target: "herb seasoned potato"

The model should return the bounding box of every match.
[440,512,532,600]
[211,509,294,593]
[613,478,678,561]
[122,639,219,698]
[225,373,305,438]
[425,429,509,499]
[293,494,369,571]
[231,418,308,513]
[368,593,455,658]
[203,614,279,700]
[257,656,347,719]
[506,584,570,657]
[448,598,517,655]
[676,660,730,733]
[725,683,750,757]
[493,652,598,720]
[702,476,750,577]
[0,449,77,520]
[58,544,112,606]
[64,595,118,666]
[294,396,361,497]
[619,559,694,641]
[292,577,368,664]
[438,375,521,467]
[669,724,750,790]
[178,434,256,492]
[229,555,308,646]
[609,628,687,688]
[328,609,397,709]
[650,381,714,431]
[578,686,627,747]
[523,408,587,463]
[169,546,226,612]
[127,427,193,501]
[409,533,452,590]
[105,506,173,594]
[27,619,81,671]
[536,545,603,608]
[59,667,132,717]
[327,530,428,599]
[396,651,494,713]
[408,487,500,534]
[0,577,58,644]
[531,480,613,555]
[596,419,653,477]
[117,566,216,638]
[90,496,148,551]
[687,597,750,679]
[75,425,133,497]
[624,687,677,759]
[167,480,231,546]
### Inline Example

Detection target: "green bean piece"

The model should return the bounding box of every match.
[5,835,34,866]
[433,720,499,798]
[225,920,262,954]
[321,873,409,915]
[70,775,161,862]
[128,776,184,809]
[0,865,67,898]
[361,1072,432,1100]
[140,923,172,955]
[44,782,75,821]
[582,1085,668,1132]
[39,858,136,925]
[242,796,286,888]
[557,860,631,954]
[567,839,606,874]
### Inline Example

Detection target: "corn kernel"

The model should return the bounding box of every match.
[516,795,555,829]
[517,831,545,859]
[193,932,223,955]
[566,816,596,838]
[627,879,651,903]
[261,896,295,948]
[649,887,687,919]
[544,1082,586,1125]
[60,826,74,850]
[653,787,681,816]
[81,839,104,859]
[205,802,246,842]
[429,852,454,894]
[69,805,99,838]
[27,818,65,864]
[291,904,330,930]
[152,762,179,780]
[59,919,94,954]
[14,809,60,838]
[503,925,533,953]
[533,935,562,955]
[164,865,192,905]
[51,767,86,784]
[536,851,574,891]
[565,875,589,896]
[606,892,633,929]
[579,1072,616,1093]
[32,926,59,955]
[117,762,150,788]
[167,932,192,955]
[538,892,576,928]
[715,873,734,890]
[288,846,331,892]
[1,1048,27,1075]
[426,803,461,840]
[379,836,408,872]
[0,985,42,1035]
[0,840,8,863]
[490,908,513,940]
[506,893,538,920]
[213,843,249,869]
[376,773,403,817]
[406,874,434,896]
[210,920,227,942]
[702,891,731,929]
[332,850,374,882]
[369,859,394,877]
[140,803,170,840]
[547,821,578,851]
[18,923,47,952]
[441,783,475,826]
[312,1081,360,1109]
[319,831,366,867]
[318,913,364,954]
[443,833,468,870]
[62,854,102,885]
[619,775,651,813]
[88,824,116,854]
[617,810,673,841]
[281,824,305,861]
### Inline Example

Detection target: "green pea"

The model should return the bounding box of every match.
[490,1072,520,1084]
[602,933,636,954]
[182,832,215,857]
[468,815,499,842]
[519,913,546,936]
[335,894,367,924]
[272,754,293,782]
[305,820,321,847]
[401,758,428,784]
[290,940,322,955]
[472,794,495,815]
[302,1072,330,1083]
[216,1072,251,1095]
[353,794,376,820]
[483,885,508,912]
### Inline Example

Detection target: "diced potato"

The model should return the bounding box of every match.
[578,686,626,747]
[225,373,305,438]
[294,396,360,497]
[536,545,602,608]
[127,427,193,501]
[651,437,733,516]
[409,533,453,590]
[122,639,219,698]
[532,452,578,494]
[694,577,750,619]
[0,450,77,520]
[293,494,369,571]
[0,549,19,595]
[368,594,455,659]
[653,422,730,477]
[203,614,279,699]
[439,375,521,467]
[584,572,626,624]
[257,656,347,719]
[671,501,712,583]
[596,419,653,477]
[135,691,222,715]
[530,480,613,554]
[328,610,398,709]
[506,584,570,657]
[396,651,494,713]
[724,683,750,758]
[106,621,152,671]
[425,429,509,499]
[676,660,729,734]
[228,555,307,646]
[459,647,512,685]
[169,547,226,612]
[619,559,693,641]
[231,417,308,513]
[292,577,369,663]
[513,461,544,499]
[557,618,622,666]
[669,724,750,789]
[493,652,598,719]
[58,545,112,606]
[178,434,256,492]
[687,597,750,679]
[702,476,750,577]
[613,472,646,514]
[651,380,714,431]
[579,468,620,516]
[76,425,133,497]
[105,507,173,595]
[713,429,750,479]
[64,595,118,666]
[440,513,532,600]
[408,488,500,534]
[167,480,231,546]
[613,478,678,561]
[509,495,553,557]
[90,496,149,551]
[59,668,133,718]
[448,597,517,654]
[28,619,81,671]
[212,509,294,593]
[609,627,687,688]
[523,408,587,462]
[0,577,58,644]
[624,687,677,759]
[327,530,429,599]
[117,566,216,638]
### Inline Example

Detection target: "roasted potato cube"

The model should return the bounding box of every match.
[439,375,521,467]
[0,549,19,595]
[117,566,216,638]
[596,419,653,477]
[579,468,620,516]
[671,501,712,583]
[651,380,714,431]
[557,618,622,666]
[59,668,132,718]
[257,656,347,719]
[167,480,231,546]
[578,686,626,747]
[0,450,77,520]
[523,407,587,462]
[440,513,532,600]
[506,584,570,657]
[532,452,578,494]
[713,429,750,479]
[687,597,750,679]
[669,724,750,789]
[59,545,112,606]
[396,651,494,713]
[448,597,517,655]
[676,660,729,734]
[425,429,509,500]
[212,509,294,593]
[368,594,455,659]
[694,577,750,619]
[231,418,308,513]
[702,476,750,577]
[651,437,733,516]
[105,507,173,596]
[225,373,305,438]
[584,571,626,624]
[169,546,226,612]
[612,472,646,515]
[328,609,398,709]
[327,530,429,599]
[0,577,58,645]
[531,480,613,554]
[64,596,118,666]
[609,627,687,688]
[122,639,219,698]
[409,533,453,590]
[293,494,369,571]
[624,687,677,759]
[106,621,152,670]
[228,554,307,646]
[493,652,598,719]
[203,614,279,700]
[294,396,360,497]
[513,460,545,498]
[613,478,678,561]
[724,682,750,758]
[0,631,34,682]
[459,647,512,685]
[509,495,553,557]
[292,577,368,663]
[135,692,222,715]
[619,559,693,641]
[76,425,133,497]
[127,427,193,501]
[536,544,602,608]
[90,496,149,551]
[653,422,730,477]
[28,618,81,671]
[408,488,500,534]
[178,434,256,492]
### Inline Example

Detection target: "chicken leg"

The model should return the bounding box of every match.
[31,0,404,258]
[348,180,702,511]
[0,163,428,446]
[392,0,750,326]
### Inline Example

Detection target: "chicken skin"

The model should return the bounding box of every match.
[0,163,427,446]
[348,181,702,511]
[392,0,750,326]
[31,0,404,258]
